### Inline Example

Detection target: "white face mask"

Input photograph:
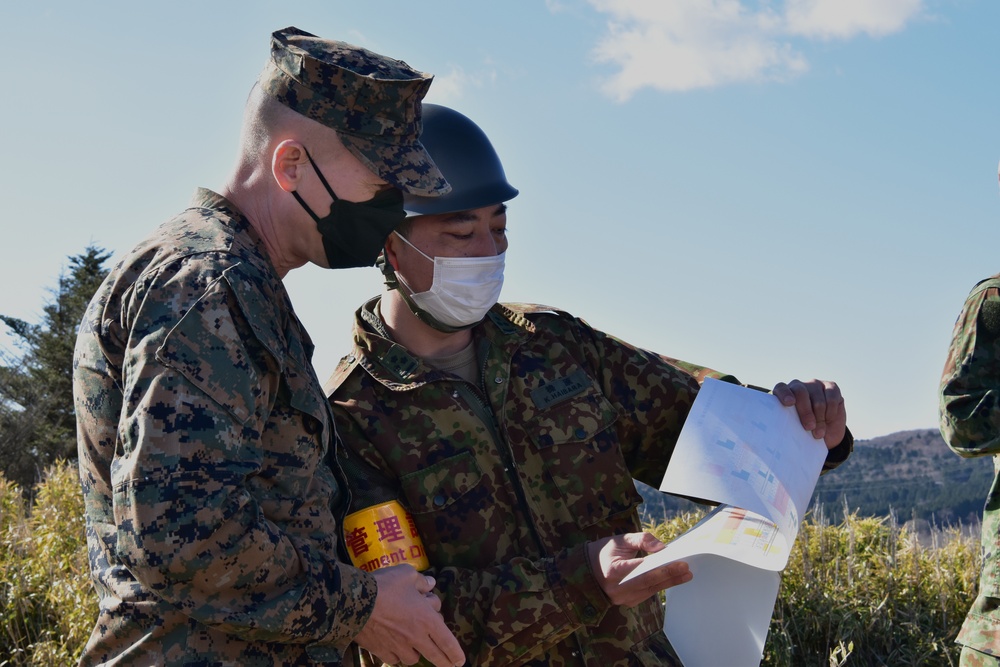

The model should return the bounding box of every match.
[393,231,505,328]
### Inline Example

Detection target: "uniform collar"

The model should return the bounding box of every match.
[187,188,315,366]
[350,298,533,389]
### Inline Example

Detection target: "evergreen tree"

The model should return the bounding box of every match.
[0,246,112,489]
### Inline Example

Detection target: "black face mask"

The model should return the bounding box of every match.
[292,149,406,269]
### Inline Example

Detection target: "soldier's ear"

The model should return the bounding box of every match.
[383,234,403,272]
[272,140,309,192]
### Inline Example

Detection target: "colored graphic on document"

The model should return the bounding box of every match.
[713,506,782,557]
[711,437,794,523]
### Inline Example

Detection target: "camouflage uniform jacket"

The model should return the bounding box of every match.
[73,188,376,666]
[327,298,852,667]
[940,275,1000,657]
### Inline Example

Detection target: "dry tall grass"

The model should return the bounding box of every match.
[0,462,94,666]
[0,463,982,666]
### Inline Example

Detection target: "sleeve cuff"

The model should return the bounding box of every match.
[315,562,379,650]
[822,427,854,471]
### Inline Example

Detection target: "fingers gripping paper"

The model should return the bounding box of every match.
[623,378,828,667]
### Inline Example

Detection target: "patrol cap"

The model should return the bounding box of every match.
[259,26,449,196]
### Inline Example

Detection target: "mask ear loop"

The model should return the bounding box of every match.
[291,147,340,223]
[378,235,472,334]
[382,232,427,296]
[392,230,435,263]
[302,148,340,202]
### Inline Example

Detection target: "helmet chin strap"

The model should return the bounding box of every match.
[376,253,475,334]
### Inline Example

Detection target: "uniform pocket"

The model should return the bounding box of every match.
[629,629,683,667]
[399,451,484,514]
[523,387,639,529]
[525,384,619,449]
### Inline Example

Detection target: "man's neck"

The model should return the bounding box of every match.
[222,176,308,279]
[380,291,473,358]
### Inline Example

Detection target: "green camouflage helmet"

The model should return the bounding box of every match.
[259,26,449,196]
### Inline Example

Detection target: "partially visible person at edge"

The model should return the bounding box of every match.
[938,162,1000,667]
[72,27,465,667]
[324,104,854,667]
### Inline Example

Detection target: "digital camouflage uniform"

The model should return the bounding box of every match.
[327,298,853,667]
[73,189,375,666]
[940,275,1000,664]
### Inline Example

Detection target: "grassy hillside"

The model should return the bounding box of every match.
[813,428,993,525]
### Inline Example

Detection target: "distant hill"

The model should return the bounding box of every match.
[638,428,994,527]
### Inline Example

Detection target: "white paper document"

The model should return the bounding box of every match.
[623,378,828,667]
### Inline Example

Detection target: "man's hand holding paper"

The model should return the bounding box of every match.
[772,378,847,448]
[586,532,692,608]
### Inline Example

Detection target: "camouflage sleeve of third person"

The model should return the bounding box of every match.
[940,276,1000,456]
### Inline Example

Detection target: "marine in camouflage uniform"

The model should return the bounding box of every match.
[75,191,374,664]
[940,275,1000,664]
[326,104,853,666]
[73,27,463,667]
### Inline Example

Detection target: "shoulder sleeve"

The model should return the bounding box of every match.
[511,309,704,487]
[523,309,852,477]
[939,277,1000,457]
[154,269,266,423]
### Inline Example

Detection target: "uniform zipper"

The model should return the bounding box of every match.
[451,342,548,557]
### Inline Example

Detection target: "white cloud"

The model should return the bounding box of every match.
[784,0,923,39]
[591,0,805,100]
[585,0,924,100]
[424,65,486,105]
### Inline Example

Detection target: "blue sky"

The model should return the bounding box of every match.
[1,0,997,440]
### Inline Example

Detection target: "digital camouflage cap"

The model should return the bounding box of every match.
[259,26,450,196]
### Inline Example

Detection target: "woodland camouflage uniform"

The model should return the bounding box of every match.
[940,275,1000,663]
[327,298,853,667]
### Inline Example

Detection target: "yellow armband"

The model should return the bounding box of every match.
[342,500,430,572]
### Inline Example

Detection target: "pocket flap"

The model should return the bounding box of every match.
[399,451,483,514]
